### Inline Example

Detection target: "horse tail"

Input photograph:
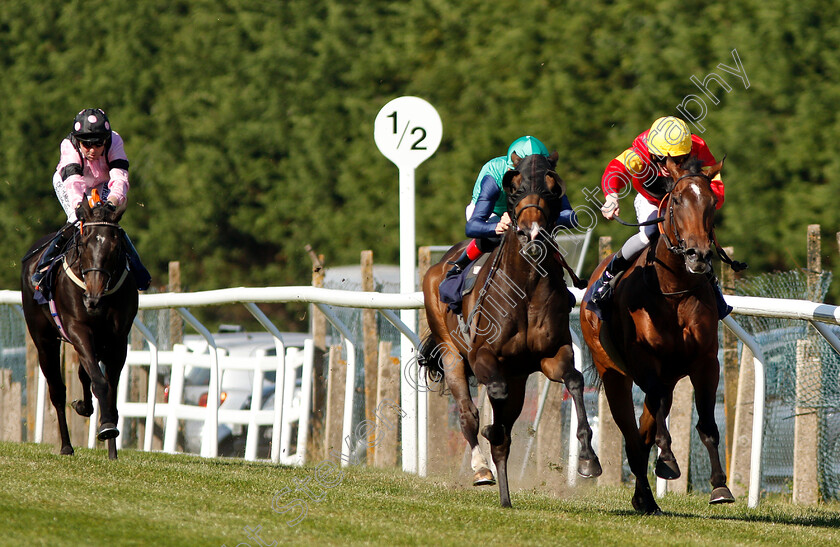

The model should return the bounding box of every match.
[417,333,446,386]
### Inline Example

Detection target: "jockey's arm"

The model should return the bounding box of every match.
[554,195,578,229]
[105,133,130,206]
[465,176,503,239]
[600,156,633,220]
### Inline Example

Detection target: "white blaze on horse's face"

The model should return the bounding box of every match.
[96,235,106,245]
[678,179,715,275]
[528,222,540,242]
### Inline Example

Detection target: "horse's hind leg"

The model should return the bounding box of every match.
[450,376,494,485]
[72,365,94,417]
[602,369,661,515]
[37,340,74,455]
[639,390,681,480]
[483,375,527,508]
[691,365,734,504]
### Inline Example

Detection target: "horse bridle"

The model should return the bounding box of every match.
[508,187,559,229]
[658,172,714,257]
[68,220,129,295]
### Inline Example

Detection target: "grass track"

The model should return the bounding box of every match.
[1,441,839,546]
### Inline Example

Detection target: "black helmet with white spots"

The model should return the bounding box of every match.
[72,108,112,145]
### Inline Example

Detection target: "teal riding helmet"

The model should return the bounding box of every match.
[506,136,549,169]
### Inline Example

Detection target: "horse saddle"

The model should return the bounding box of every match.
[439,253,491,315]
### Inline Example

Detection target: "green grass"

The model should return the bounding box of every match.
[1,441,839,546]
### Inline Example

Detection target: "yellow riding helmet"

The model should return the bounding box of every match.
[646,116,692,157]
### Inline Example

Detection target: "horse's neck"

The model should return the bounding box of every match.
[498,233,562,291]
[652,233,694,291]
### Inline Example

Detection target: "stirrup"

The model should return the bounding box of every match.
[589,271,616,306]
[31,270,47,289]
[445,261,464,278]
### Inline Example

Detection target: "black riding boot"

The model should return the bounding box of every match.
[588,252,632,309]
[709,273,733,319]
[445,249,475,278]
[31,226,72,290]
[123,232,152,291]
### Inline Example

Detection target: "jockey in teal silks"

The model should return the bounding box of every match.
[445,136,579,277]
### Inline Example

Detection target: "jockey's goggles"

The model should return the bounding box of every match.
[79,138,106,148]
[651,153,687,164]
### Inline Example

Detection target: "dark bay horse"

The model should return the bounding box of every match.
[580,156,734,514]
[21,198,139,460]
[421,153,601,507]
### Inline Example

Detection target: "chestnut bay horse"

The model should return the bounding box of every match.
[421,152,601,508]
[580,156,734,514]
[21,198,139,460]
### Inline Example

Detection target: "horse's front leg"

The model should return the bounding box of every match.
[67,327,118,442]
[541,345,602,478]
[690,359,735,504]
[71,364,94,418]
[602,369,661,515]
[479,366,526,509]
[101,344,128,460]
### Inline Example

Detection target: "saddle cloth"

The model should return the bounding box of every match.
[438,253,491,315]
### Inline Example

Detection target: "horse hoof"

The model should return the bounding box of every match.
[71,400,93,417]
[578,457,602,478]
[97,423,119,441]
[631,495,662,515]
[60,446,75,456]
[709,486,735,504]
[655,457,681,480]
[473,467,496,486]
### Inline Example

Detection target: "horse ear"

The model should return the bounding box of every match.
[79,194,93,219]
[502,169,520,196]
[664,156,683,181]
[705,154,726,180]
[112,201,127,222]
[510,152,523,168]
[548,151,559,168]
[546,171,566,199]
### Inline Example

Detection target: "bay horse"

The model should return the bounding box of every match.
[21,198,139,460]
[580,156,734,514]
[420,152,601,508]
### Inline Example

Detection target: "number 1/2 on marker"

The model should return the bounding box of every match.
[387,111,427,150]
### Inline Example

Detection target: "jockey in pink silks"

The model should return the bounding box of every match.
[31,108,151,292]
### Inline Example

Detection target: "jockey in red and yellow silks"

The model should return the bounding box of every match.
[587,116,732,319]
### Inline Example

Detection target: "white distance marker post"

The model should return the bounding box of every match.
[374,96,441,475]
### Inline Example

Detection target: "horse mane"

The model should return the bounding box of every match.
[681,155,705,175]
